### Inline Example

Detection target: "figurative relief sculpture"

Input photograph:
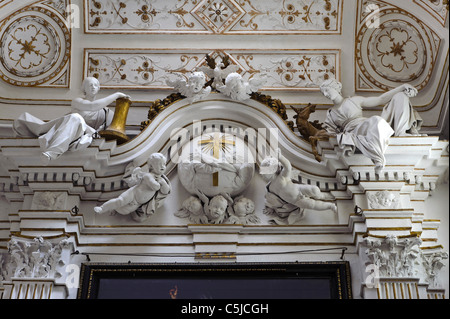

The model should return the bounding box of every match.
[175,133,258,225]
[13,77,130,164]
[94,153,171,222]
[367,190,400,209]
[260,149,336,225]
[175,193,259,225]
[166,55,267,103]
[217,72,267,102]
[320,79,423,174]
[166,72,211,103]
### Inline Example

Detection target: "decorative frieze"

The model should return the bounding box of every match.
[85,49,339,91]
[85,0,343,34]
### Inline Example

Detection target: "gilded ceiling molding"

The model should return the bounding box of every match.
[0,0,71,88]
[0,0,13,10]
[85,0,343,34]
[355,0,441,93]
[84,48,340,91]
[414,0,449,26]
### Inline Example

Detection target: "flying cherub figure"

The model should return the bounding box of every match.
[217,72,267,101]
[197,54,240,89]
[166,72,211,103]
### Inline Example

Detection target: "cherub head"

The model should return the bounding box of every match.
[233,196,255,217]
[376,190,397,208]
[148,153,167,176]
[188,72,206,94]
[225,72,244,91]
[182,196,204,216]
[206,195,228,223]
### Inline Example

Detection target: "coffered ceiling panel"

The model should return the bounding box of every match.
[0,0,71,87]
[85,0,343,34]
[355,0,442,93]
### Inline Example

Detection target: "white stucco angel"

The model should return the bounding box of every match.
[320,79,423,174]
[166,72,211,103]
[217,72,267,101]
[13,77,129,165]
[175,196,209,224]
[204,194,230,224]
[260,149,337,225]
[94,153,171,222]
[226,196,260,225]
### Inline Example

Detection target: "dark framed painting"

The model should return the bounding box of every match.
[77,262,352,299]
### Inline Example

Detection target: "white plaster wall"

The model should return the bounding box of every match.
[425,182,449,297]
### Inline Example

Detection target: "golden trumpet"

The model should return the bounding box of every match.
[99,97,131,145]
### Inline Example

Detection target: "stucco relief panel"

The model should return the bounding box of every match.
[85,0,342,34]
[84,49,339,91]
[0,2,71,87]
[355,0,441,93]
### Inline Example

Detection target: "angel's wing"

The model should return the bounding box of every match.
[122,162,149,187]
[221,64,240,77]
[196,66,215,78]
[189,86,211,103]
[166,78,190,96]
[216,82,231,95]
[247,75,267,93]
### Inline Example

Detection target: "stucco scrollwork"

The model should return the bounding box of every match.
[0,3,71,87]
[355,1,440,92]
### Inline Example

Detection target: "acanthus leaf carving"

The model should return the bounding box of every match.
[2,237,72,281]
[363,235,448,288]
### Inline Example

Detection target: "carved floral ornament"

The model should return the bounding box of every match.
[363,235,448,288]
[0,3,71,87]
[0,237,72,281]
[355,1,441,92]
[86,0,342,34]
[85,49,338,91]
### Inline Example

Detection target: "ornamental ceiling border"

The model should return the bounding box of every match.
[354,0,442,93]
[413,0,449,27]
[84,48,340,91]
[84,0,343,35]
[0,0,72,88]
[0,0,13,10]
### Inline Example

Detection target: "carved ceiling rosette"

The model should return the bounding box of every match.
[355,0,441,92]
[0,2,71,87]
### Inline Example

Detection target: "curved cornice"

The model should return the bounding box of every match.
[102,94,337,183]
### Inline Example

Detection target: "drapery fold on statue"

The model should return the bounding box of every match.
[12,112,95,160]
[324,98,394,167]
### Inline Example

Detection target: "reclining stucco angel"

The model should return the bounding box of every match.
[260,149,336,224]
